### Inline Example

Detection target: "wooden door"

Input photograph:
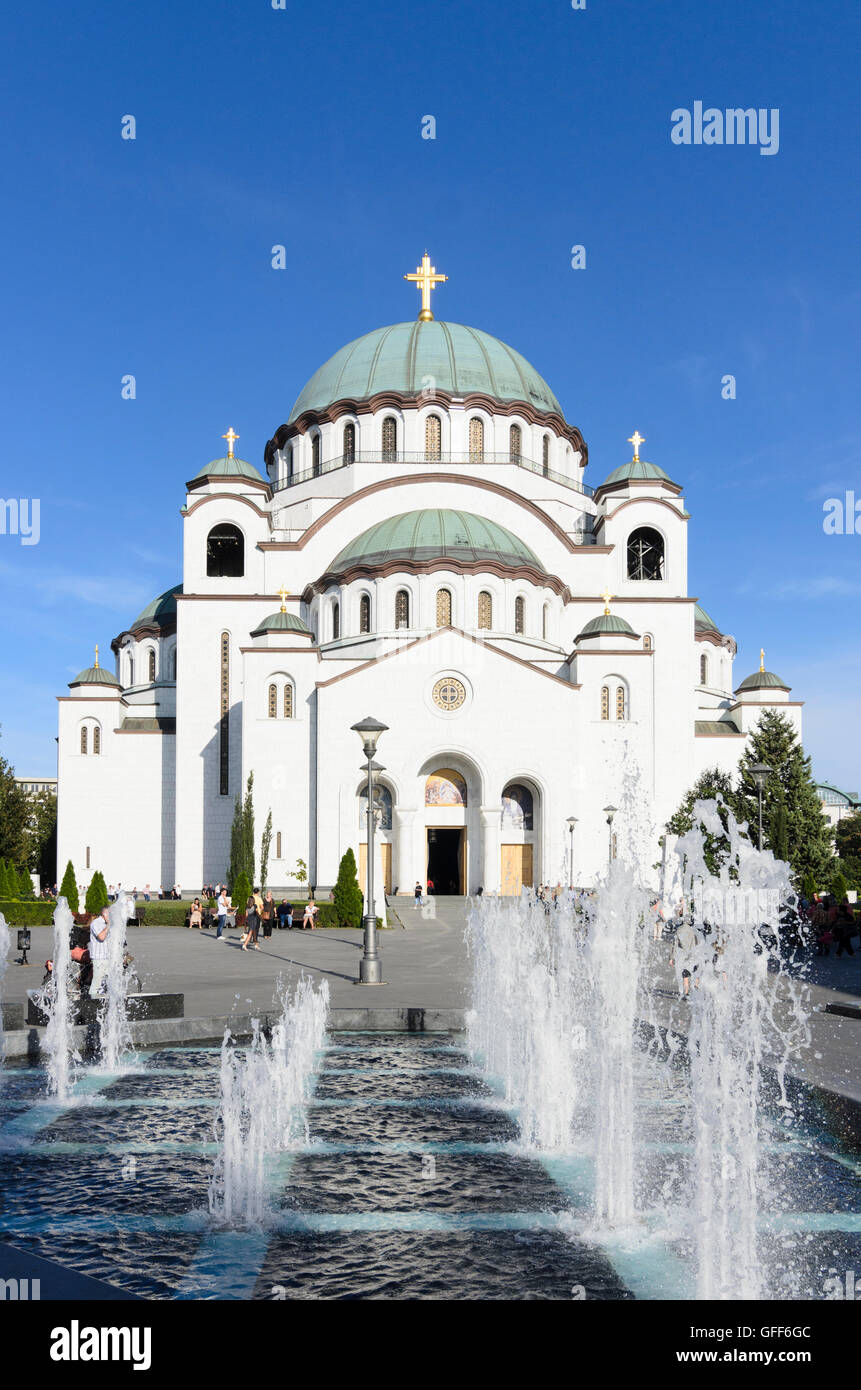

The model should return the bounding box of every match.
[358,843,392,894]
[501,844,534,895]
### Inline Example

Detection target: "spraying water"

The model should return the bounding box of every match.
[97,892,135,1071]
[0,911,10,1066]
[41,897,79,1099]
[672,799,807,1299]
[209,975,329,1227]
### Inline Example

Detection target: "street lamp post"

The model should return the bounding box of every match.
[566,816,578,890]
[603,805,618,870]
[351,716,389,984]
[749,763,772,852]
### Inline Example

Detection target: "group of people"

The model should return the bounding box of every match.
[805,895,858,959]
[188,887,321,945]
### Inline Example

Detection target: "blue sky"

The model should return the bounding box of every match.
[2,0,859,788]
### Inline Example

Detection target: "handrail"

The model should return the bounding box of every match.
[271,451,595,498]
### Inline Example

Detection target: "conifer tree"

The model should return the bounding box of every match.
[5,864,20,899]
[59,859,79,914]
[17,866,35,899]
[736,710,833,884]
[85,870,108,915]
[0,859,9,898]
[332,848,364,928]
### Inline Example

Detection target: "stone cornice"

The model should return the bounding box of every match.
[185,474,272,496]
[181,492,271,521]
[304,557,569,601]
[595,496,689,530]
[110,620,177,655]
[594,478,683,500]
[265,391,588,464]
[568,648,653,659]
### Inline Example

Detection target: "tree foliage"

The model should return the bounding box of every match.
[228,772,256,891]
[736,710,833,883]
[0,730,31,868]
[59,859,79,914]
[835,811,861,862]
[85,870,108,915]
[332,848,364,928]
[260,809,272,891]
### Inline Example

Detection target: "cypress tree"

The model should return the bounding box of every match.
[85,870,108,915]
[260,809,272,891]
[0,859,9,898]
[5,864,20,899]
[233,870,252,920]
[332,848,364,928]
[801,870,818,901]
[17,866,35,899]
[59,859,79,914]
[736,710,833,884]
[242,772,255,886]
[831,870,848,903]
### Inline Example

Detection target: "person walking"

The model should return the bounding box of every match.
[302,896,319,930]
[261,890,276,940]
[835,901,857,959]
[216,887,230,941]
[89,906,111,998]
[670,917,698,998]
[414,881,423,910]
[241,894,258,951]
[251,888,264,948]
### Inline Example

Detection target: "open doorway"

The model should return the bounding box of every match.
[426,828,464,895]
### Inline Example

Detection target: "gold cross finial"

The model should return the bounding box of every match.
[404,251,447,322]
[222,427,239,459]
[628,430,645,462]
[94,644,99,668]
[760,647,765,672]
[278,585,289,613]
[600,587,614,615]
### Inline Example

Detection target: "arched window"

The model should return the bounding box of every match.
[627,527,665,581]
[382,416,397,461]
[343,423,356,463]
[395,589,410,628]
[601,686,610,721]
[469,417,484,461]
[616,686,626,720]
[148,648,156,682]
[477,590,492,629]
[286,446,294,482]
[80,726,88,754]
[268,684,277,718]
[332,600,340,640]
[436,588,452,627]
[514,596,525,634]
[643,634,652,651]
[93,726,100,755]
[276,831,282,859]
[284,683,293,718]
[312,433,322,477]
[425,414,442,460]
[207,523,244,578]
[501,782,534,829]
[542,604,549,641]
[509,423,522,462]
[542,435,550,476]
[700,653,708,685]
[359,594,371,633]
[128,656,135,687]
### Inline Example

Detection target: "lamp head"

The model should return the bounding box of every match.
[749,763,772,792]
[351,715,389,757]
[566,816,578,830]
[603,804,618,824]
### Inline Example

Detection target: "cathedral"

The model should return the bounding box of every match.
[56,255,802,895]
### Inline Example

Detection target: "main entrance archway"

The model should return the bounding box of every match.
[419,759,478,895]
[426,827,464,895]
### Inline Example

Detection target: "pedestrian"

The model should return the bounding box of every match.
[670,918,699,998]
[241,894,259,951]
[835,901,856,959]
[89,906,111,998]
[414,881,423,910]
[216,887,229,941]
[302,896,319,930]
[262,889,276,939]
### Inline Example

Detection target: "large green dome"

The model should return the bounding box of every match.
[288,321,564,422]
[328,509,545,576]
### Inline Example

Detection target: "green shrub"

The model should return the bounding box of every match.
[332,848,364,928]
[132,900,188,926]
[801,871,818,901]
[0,900,56,926]
[832,870,849,903]
[5,865,19,899]
[18,868,35,900]
[59,860,79,915]
[85,871,108,915]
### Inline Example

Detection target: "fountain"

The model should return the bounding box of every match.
[209,975,329,1227]
[468,790,811,1299]
[41,897,79,1099]
[96,891,135,1071]
[0,910,10,1064]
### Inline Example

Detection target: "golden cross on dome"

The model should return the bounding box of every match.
[628,430,645,462]
[760,647,765,672]
[94,644,99,668]
[404,251,447,322]
[278,585,289,613]
[222,427,239,459]
[600,587,614,615]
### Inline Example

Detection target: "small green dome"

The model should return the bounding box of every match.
[577,613,638,639]
[191,455,265,483]
[288,321,564,422]
[328,509,544,576]
[130,584,182,631]
[695,603,720,633]
[70,665,121,689]
[600,459,677,488]
[251,610,312,638]
[735,669,790,694]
